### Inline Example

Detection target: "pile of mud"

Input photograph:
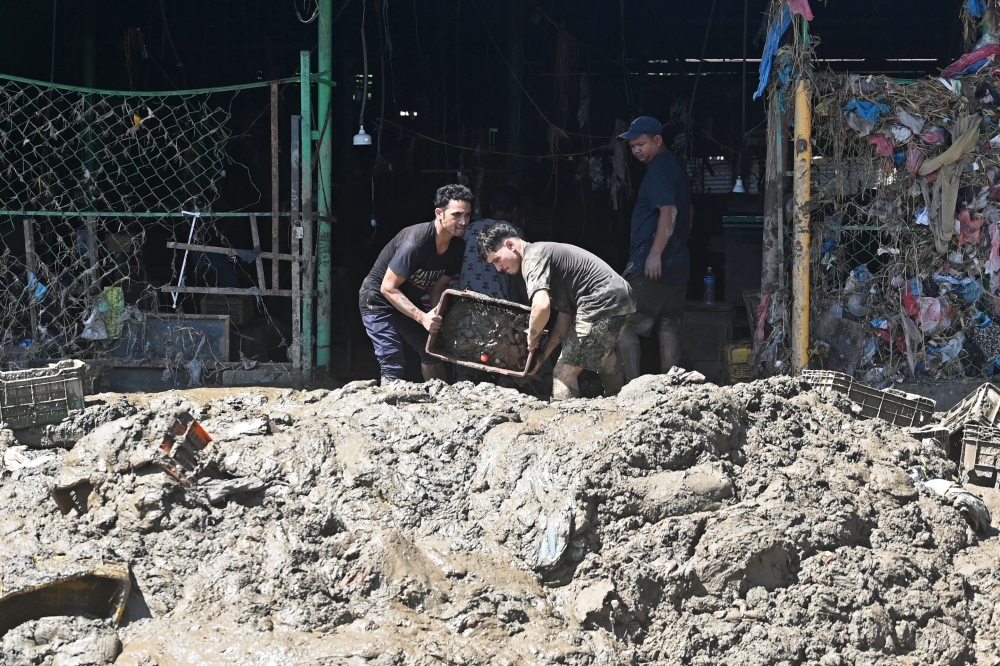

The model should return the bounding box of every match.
[437,297,531,371]
[1,375,999,665]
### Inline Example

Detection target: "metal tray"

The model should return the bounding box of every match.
[425,289,539,377]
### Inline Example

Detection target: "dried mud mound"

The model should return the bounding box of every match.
[0,376,998,665]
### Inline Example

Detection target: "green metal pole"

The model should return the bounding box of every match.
[300,51,314,382]
[316,0,333,370]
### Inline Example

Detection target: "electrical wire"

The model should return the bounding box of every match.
[469,0,558,131]
[294,0,318,24]
[375,119,608,159]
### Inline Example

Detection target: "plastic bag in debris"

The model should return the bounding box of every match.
[934,274,983,302]
[902,277,921,317]
[915,207,930,226]
[966,0,988,18]
[958,209,985,247]
[846,99,890,124]
[753,5,791,100]
[918,297,942,333]
[847,112,875,137]
[976,82,1000,110]
[928,336,963,364]
[847,293,868,317]
[919,126,948,144]
[921,479,992,532]
[79,309,108,341]
[942,44,1000,78]
[986,221,1000,274]
[890,124,913,143]
[787,0,814,20]
[896,106,926,134]
[906,145,924,175]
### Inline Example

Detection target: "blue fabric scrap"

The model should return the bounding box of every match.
[844,99,890,124]
[754,5,792,100]
[966,0,987,18]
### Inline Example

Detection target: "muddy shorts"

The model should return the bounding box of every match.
[625,275,686,337]
[558,315,630,372]
[362,311,442,381]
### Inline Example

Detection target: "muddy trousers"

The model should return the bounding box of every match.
[361,311,443,381]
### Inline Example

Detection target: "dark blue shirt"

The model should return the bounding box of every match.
[625,150,692,285]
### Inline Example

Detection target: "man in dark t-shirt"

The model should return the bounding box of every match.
[478,222,636,400]
[359,184,472,382]
[615,116,692,381]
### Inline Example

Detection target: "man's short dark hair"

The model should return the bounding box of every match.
[434,184,474,209]
[477,222,520,262]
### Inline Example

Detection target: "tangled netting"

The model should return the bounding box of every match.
[0,75,289,371]
[810,68,1000,384]
[0,75,230,214]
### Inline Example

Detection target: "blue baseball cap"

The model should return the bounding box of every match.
[617,116,663,140]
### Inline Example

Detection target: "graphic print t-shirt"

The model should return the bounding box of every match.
[359,222,465,316]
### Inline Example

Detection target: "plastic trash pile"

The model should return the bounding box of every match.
[810,40,1000,384]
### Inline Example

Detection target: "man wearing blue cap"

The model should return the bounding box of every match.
[615,116,692,380]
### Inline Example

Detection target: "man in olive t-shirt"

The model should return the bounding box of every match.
[478,222,635,400]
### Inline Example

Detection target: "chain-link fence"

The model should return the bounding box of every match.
[0,74,295,372]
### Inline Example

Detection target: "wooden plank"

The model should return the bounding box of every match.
[271,81,280,292]
[166,242,294,262]
[107,314,230,362]
[159,286,293,297]
[22,218,39,340]
[290,115,302,372]
[85,216,99,297]
[248,213,268,290]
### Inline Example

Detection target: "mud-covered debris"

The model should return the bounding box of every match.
[1,616,121,665]
[437,296,531,371]
[0,378,998,665]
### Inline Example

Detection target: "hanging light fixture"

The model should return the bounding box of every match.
[353,126,372,145]
[354,20,372,147]
[732,177,745,194]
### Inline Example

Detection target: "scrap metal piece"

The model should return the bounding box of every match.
[0,558,130,638]
[155,412,212,486]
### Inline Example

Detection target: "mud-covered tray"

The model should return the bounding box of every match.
[426,289,539,377]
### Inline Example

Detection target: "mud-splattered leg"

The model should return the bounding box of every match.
[551,362,582,400]
[421,363,448,382]
[658,327,681,373]
[598,351,625,396]
[616,326,642,382]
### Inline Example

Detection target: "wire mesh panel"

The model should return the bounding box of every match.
[0,74,295,370]
[0,76,230,215]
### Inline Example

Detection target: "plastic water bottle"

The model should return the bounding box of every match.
[703,267,716,305]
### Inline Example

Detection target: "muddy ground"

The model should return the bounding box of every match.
[1,375,999,665]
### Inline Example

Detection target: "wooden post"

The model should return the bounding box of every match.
[791,78,812,373]
[290,115,302,373]
[23,218,39,340]
[248,213,267,290]
[271,81,280,293]
[85,216,100,297]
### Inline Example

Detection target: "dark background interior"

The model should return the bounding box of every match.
[0,0,972,376]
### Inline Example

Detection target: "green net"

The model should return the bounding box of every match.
[0,75,232,215]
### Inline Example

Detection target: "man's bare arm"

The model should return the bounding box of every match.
[645,205,677,281]
[380,268,439,332]
[427,274,453,310]
[527,290,552,350]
